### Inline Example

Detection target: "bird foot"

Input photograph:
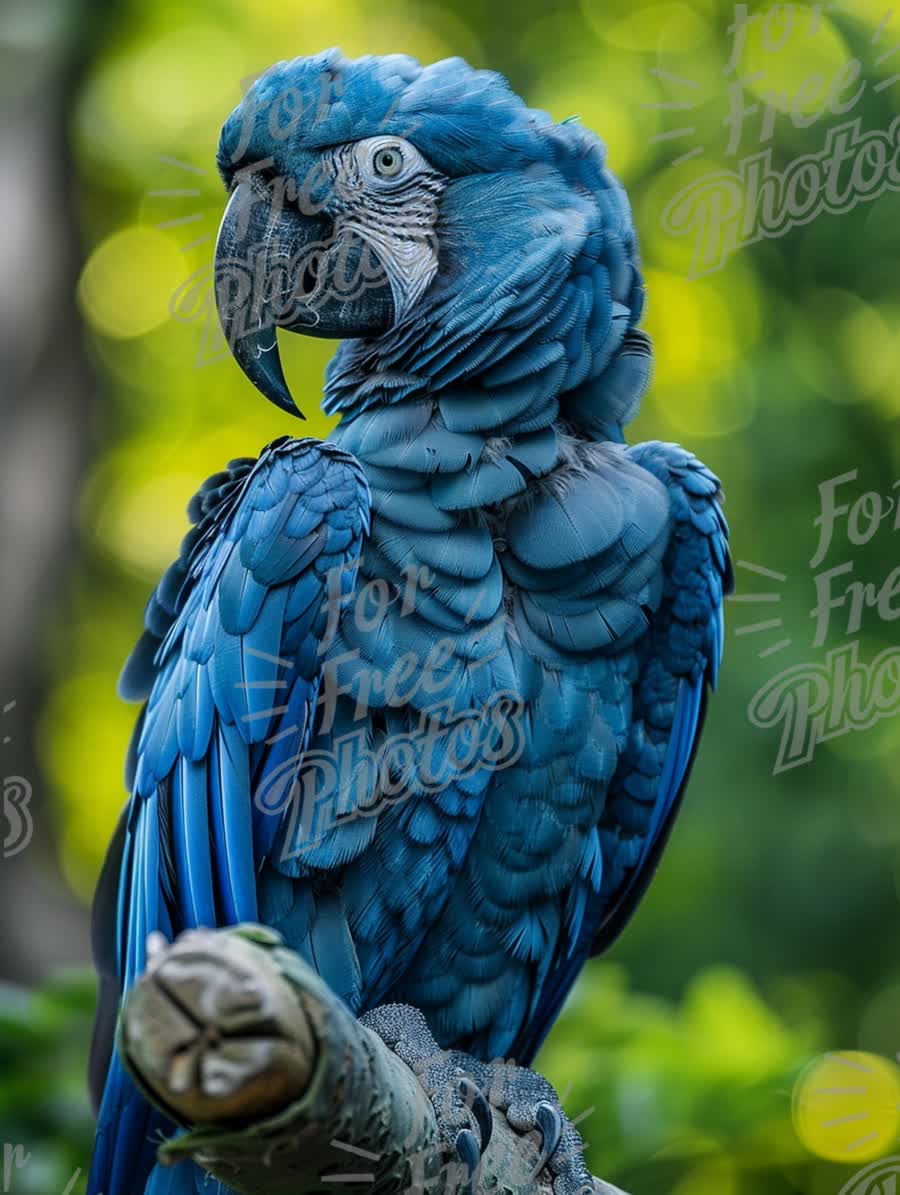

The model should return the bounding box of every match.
[495,1072,594,1195]
[359,1004,493,1192]
[359,1003,593,1195]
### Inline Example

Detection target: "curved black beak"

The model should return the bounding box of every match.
[214,176,396,416]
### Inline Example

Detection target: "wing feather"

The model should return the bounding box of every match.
[589,442,732,957]
[510,440,731,1064]
[87,437,369,1195]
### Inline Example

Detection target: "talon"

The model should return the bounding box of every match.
[459,1076,493,1154]
[454,1127,482,1178]
[530,1100,564,1177]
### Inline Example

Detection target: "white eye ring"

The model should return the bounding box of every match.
[373,145,404,178]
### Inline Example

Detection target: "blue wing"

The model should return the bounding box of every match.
[591,441,732,950]
[511,440,732,1063]
[88,436,369,1195]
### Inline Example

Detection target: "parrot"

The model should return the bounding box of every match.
[87,48,732,1195]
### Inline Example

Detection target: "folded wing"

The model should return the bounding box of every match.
[87,436,369,1195]
[509,440,731,1063]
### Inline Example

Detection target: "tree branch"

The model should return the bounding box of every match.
[118,926,628,1195]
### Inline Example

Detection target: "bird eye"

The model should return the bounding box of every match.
[373,146,403,178]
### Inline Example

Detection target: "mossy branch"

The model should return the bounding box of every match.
[117,926,628,1195]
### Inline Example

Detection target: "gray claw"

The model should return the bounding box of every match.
[530,1100,564,1177]
[459,1076,493,1153]
[455,1126,482,1178]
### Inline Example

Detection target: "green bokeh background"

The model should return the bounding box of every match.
[3,0,900,1192]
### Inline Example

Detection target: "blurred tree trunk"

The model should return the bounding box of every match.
[0,0,116,980]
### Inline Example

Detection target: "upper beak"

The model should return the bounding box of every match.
[214,178,329,417]
[214,174,397,417]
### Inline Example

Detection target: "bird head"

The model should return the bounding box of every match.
[215,49,646,425]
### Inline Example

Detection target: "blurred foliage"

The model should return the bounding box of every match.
[12,0,900,1190]
[0,960,823,1195]
[0,972,94,1194]
[0,958,870,1195]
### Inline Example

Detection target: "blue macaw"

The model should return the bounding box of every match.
[88,49,732,1195]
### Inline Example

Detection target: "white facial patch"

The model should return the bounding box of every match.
[326,136,447,322]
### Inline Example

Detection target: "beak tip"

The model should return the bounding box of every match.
[215,183,305,420]
[221,323,302,418]
[266,378,304,419]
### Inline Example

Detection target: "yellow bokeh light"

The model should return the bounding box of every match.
[533,58,660,182]
[126,26,245,125]
[39,670,136,897]
[95,469,210,575]
[788,289,896,407]
[584,1,712,52]
[838,0,900,31]
[680,967,799,1080]
[110,25,244,134]
[241,0,472,70]
[792,1051,900,1162]
[838,302,896,400]
[735,9,852,117]
[635,260,762,439]
[75,23,247,181]
[77,225,184,339]
[643,268,739,386]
